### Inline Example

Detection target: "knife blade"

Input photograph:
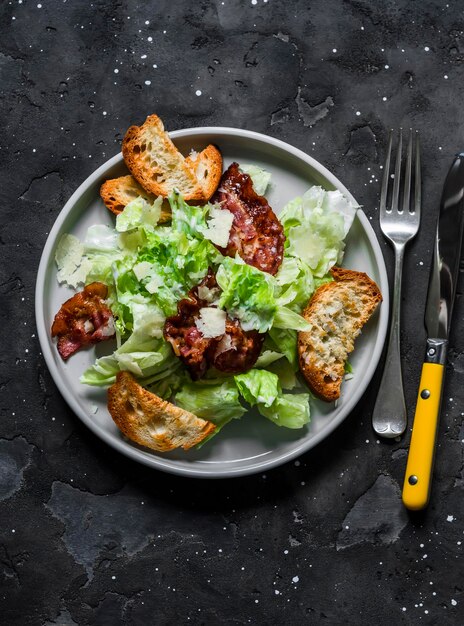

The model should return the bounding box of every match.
[402,153,464,510]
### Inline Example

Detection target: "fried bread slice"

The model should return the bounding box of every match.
[186,144,222,201]
[99,174,170,222]
[122,114,218,201]
[107,371,216,451]
[298,267,382,402]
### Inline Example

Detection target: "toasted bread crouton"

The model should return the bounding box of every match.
[185,144,223,201]
[107,371,216,452]
[100,175,155,215]
[122,114,207,201]
[100,174,171,222]
[298,267,382,402]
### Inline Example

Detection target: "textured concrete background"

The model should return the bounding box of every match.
[1,1,464,624]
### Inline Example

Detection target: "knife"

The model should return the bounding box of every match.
[402,153,464,510]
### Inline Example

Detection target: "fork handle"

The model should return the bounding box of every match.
[372,243,407,438]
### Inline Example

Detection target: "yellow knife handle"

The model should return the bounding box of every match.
[402,338,447,510]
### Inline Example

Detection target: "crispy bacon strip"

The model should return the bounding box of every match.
[211,162,285,275]
[51,282,115,360]
[163,270,263,379]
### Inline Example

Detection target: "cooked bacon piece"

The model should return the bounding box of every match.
[163,270,263,379]
[212,320,264,374]
[51,282,115,360]
[211,162,285,275]
[163,271,217,379]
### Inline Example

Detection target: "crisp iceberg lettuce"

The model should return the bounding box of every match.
[259,393,310,429]
[240,164,272,195]
[115,196,162,232]
[175,380,246,422]
[235,369,280,407]
[274,257,315,311]
[279,186,357,277]
[216,256,277,333]
[175,379,246,445]
[235,369,310,428]
[169,191,209,237]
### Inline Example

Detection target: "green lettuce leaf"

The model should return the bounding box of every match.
[268,327,299,370]
[175,379,246,422]
[279,186,357,277]
[258,393,310,429]
[240,164,272,195]
[169,191,209,237]
[216,256,277,332]
[115,196,162,232]
[272,306,311,331]
[235,369,280,407]
[234,369,310,428]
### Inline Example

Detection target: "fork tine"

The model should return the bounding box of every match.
[414,132,421,215]
[380,130,393,214]
[402,129,413,212]
[392,129,403,211]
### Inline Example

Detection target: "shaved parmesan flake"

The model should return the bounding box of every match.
[195,307,226,338]
[197,285,220,303]
[133,261,153,281]
[145,274,162,294]
[201,207,234,248]
[55,233,91,287]
[215,333,233,357]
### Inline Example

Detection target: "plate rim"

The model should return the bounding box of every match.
[35,126,389,478]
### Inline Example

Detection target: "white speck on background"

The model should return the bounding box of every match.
[196,89,202,96]
[141,54,147,59]
[332,48,337,53]
[424,46,430,51]
[145,80,151,85]
[251,0,257,4]
[114,68,119,73]
[356,111,361,116]
[444,74,449,79]
[447,515,454,522]
[292,576,299,583]
[147,36,153,42]
[451,599,457,606]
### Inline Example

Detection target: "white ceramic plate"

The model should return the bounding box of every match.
[35,127,389,478]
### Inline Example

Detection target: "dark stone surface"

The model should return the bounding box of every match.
[1,1,464,624]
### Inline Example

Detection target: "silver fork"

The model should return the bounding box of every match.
[372,129,421,438]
